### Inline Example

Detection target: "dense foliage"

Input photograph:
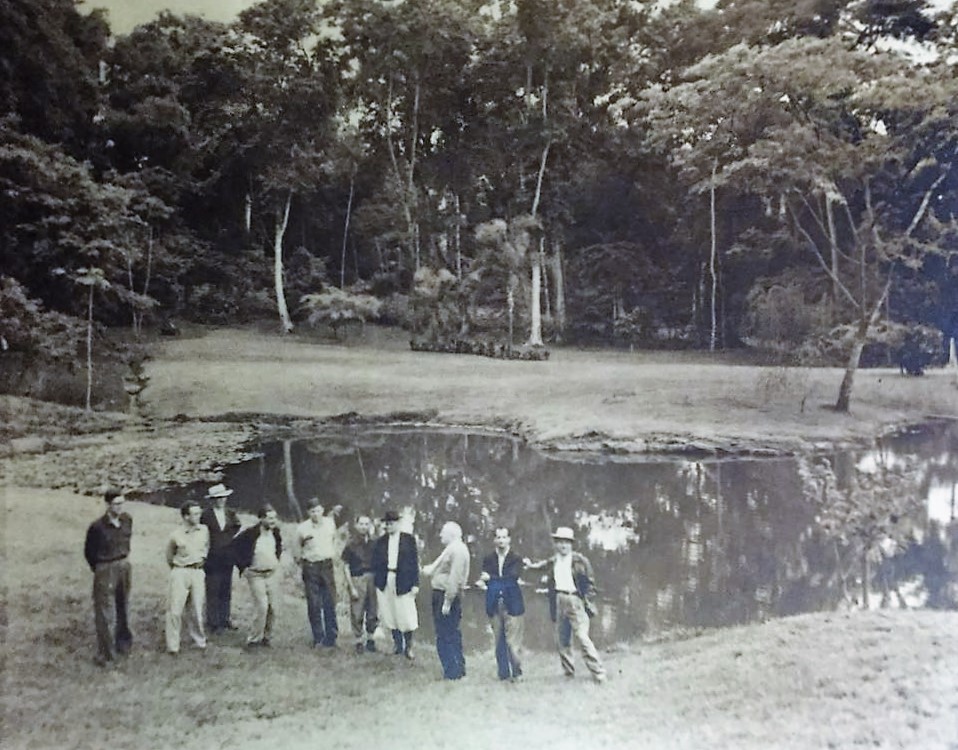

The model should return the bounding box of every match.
[1,0,956,408]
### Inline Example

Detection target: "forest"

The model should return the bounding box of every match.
[2,0,956,411]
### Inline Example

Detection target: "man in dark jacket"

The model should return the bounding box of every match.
[479,527,525,681]
[232,505,283,648]
[200,483,241,633]
[371,509,419,658]
[527,526,606,683]
[84,489,133,666]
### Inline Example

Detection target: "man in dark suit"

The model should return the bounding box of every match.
[479,527,525,681]
[200,483,241,633]
[371,509,419,658]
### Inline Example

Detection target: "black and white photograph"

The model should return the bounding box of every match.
[2,0,957,747]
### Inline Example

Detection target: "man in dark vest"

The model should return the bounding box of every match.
[83,489,133,666]
[201,483,241,633]
[371,509,419,658]
[479,527,525,681]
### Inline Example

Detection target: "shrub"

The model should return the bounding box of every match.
[299,286,382,339]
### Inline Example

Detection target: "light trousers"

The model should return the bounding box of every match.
[555,593,606,680]
[245,568,280,644]
[166,567,206,653]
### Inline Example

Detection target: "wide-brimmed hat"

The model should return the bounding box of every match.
[551,526,576,542]
[206,483,233,499]
[383,509,401,523]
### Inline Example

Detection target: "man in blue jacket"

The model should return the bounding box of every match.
[479,527,525,681]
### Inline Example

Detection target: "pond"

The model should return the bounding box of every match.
[146,420,958,652]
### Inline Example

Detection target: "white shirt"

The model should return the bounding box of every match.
[251,531,279,571]
[497,549,509,577]
[212,507,227,530]
[387,532,400,569]
[553,553,575,593]
[296,517,336,562]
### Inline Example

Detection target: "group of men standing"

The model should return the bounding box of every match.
[84,485,607,684]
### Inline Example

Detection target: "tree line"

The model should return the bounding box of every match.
[1,0,956,410]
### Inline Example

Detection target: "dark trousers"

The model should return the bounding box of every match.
[92,559,132,661]
[302,560,338,646]
[432,590,465,679]
[205,564,234,630]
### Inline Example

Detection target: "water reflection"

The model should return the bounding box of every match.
[150,421,958,651]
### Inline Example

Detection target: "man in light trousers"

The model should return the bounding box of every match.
[165,501,210,654]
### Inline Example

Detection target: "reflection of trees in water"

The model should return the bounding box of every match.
[208,425,956,645]
[799,421,958,611]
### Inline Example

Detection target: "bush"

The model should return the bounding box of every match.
[299,286,383,339]
[742,276,829,353]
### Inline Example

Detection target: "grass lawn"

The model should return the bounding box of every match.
[145,326,958,452]
[2,488,957,750]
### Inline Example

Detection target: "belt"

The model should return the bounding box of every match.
[249,568,276,574]
[555,590,577,595]
[302,558,333,565]
[174,562,204,569]
[387,568,398,572]
[98,556,128,564]
[351,570,372,576]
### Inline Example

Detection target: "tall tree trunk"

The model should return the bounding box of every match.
[835,284,889,412]
[709,160,718,353]
[528,245,543,346]
[282,439,302,520]
[85,283,94,411]
[949,337,957,387]
[825,194,840,320]
[340,170,355,289]
[507,278,515,350]
[274,191,294,333]
[526,141,551,347]
[550,241,566,338]
[454,193,462,281]
[245,192,252,234]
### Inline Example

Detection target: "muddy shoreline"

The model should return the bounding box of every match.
[3,402,953,496]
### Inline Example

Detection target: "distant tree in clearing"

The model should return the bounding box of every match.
[299,287,382,340]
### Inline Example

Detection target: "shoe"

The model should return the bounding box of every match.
[355,643,365,654]
[365,640,377,653]
[93,655,114,667]
[403,647,415,660]
[593,674,607,684]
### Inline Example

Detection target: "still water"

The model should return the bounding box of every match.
[151,421,958,651]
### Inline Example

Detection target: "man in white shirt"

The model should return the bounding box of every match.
[165,501,210,655]
[423,521,470,680]
[234,506,283,648]
[528,526,606,683]
[294,498,344,648]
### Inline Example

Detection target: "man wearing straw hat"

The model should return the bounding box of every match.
[528,526,607,683]
[201,483,241,633]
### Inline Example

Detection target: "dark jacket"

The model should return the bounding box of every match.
[481,550,525,617]
[201,507,241,569]
[232,524,283,573]
[372,532,419,595]
[83,513,133,571]
[542,551,598,622]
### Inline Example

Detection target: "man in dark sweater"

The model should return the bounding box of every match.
[200,483,241,632]
[83,489,133,666]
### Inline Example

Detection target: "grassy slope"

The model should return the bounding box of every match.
[146,327,958,451]
[3,488,957,750]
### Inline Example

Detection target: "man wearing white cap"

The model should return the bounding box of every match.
[528,526,606,683]
[201,483,241,633]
